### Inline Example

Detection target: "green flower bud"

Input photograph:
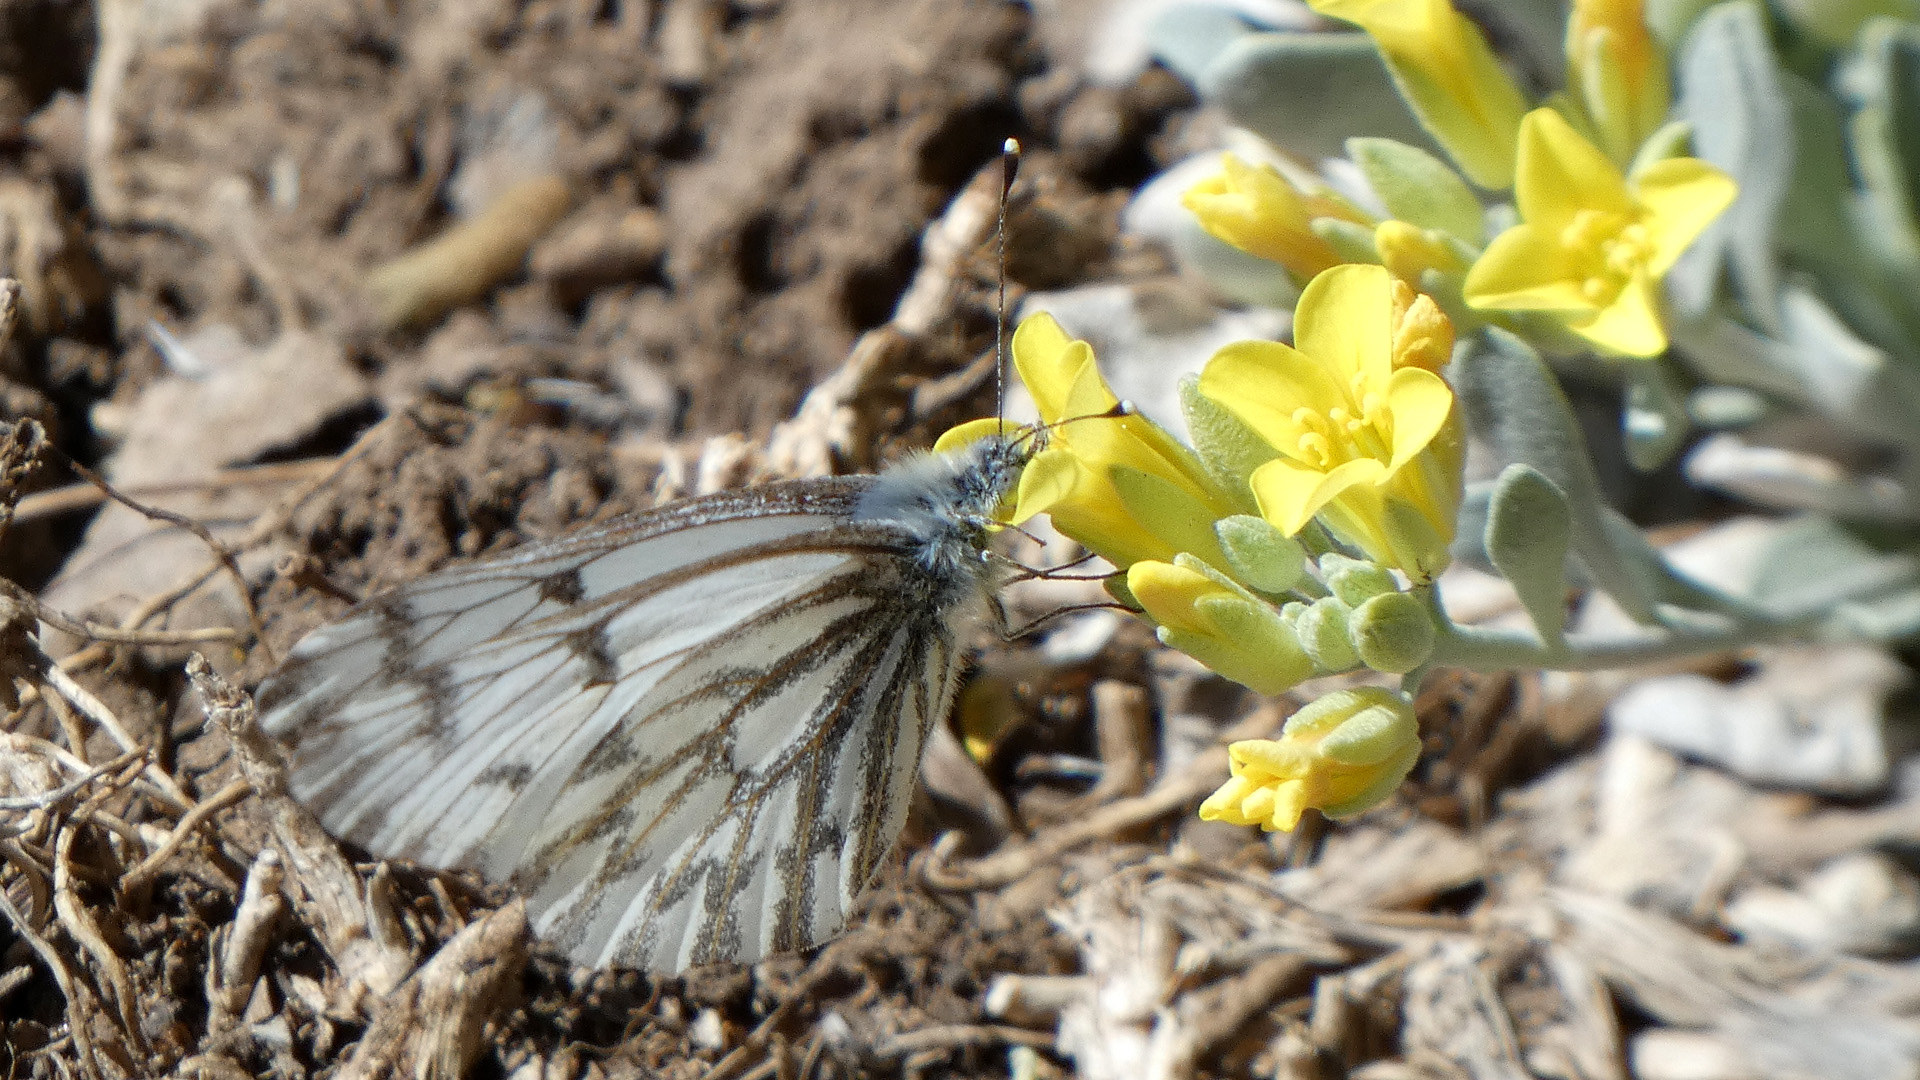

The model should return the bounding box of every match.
[1294,596,1358,672]
[1216,515,1307,593]
[1348,591,1436,675]
[1319,553,1397,606]
[1129,555,1314,696]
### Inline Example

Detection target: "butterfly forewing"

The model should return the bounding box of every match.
[256,476,980,971]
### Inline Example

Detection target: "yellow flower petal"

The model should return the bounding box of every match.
[1569,272,1666,356]
[1251,456,1385,535]
[1463,225,1598,311]
[1293,264,1396,388]
[1465,107,1737,359]
[1198,339,1348,452]
[1013,313,1108,421]
[1518,108,1634,223]
[1632,157,1738,275]
[1383,367,1455,471]
[1311,0,1528,187]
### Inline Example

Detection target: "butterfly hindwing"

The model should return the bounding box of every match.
[257,478,968,969]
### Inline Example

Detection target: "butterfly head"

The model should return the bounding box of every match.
[853,432,1033,595]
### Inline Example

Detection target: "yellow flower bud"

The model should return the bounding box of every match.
[1390,280,1457,373]
[1199,687,1422,831]
[1375,220,1467,287]
[1567,0,1670,164]
[1128,555,1314,696]
[1309,0,1530,188]
[1182,154,1371,280]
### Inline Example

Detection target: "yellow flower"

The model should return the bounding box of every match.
[1309,0,1530,188]
[1199,687,1422,831]
[987,313,1245,569]
[1567,0,1670,164]
[1198,265,1463,577]
[1462,108,1735,358]
[1182,154,1371,279]
[1127,555,1314,695]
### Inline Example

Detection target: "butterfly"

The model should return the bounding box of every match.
[254,433,1029,973]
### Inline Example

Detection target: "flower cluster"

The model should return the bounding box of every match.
[1182,0,1736,359]
[945,264,1451,827]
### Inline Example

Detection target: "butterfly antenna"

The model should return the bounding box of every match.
[995,137,1021,428]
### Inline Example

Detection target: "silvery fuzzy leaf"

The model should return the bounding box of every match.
[1145,3,1260,86]
[1685,433,1917,521]
[1348,137,1485,242]
[1485,465,1572,642]
[1200,32,1432,163]
[1750,514,1920,619]
[1453,330,1660,623]
[1839,20,1920,312]
[1670,1,1790,329]
[1674,288,1920,448]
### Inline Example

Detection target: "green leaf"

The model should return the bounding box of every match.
[1674,290,1920,450]
[1200,32,1434,163]
[1670,1,1789,329]
[1484,465,1572,641]
[1215,515,1306,594]
[1348,138,1485,242]
[1453,329,1659,623]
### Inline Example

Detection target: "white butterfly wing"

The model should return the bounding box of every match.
[256,478,978,971]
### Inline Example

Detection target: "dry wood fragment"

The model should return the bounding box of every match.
[1526,944,1627,1080]
[1080,680,1152,804]
[0,884,125,1080]
[657,0,723,86]
[878,1023,1056,1060]
[334,900,530,1080]
[122,777,251,894]
[54,784,146,1058]
[1552,889,1920,1080]
[1400,938,1527,1080]
[209,848,284,1026]
[189,655,417,1008]
[764,151,1014,478]
[1274,818,1484,913]
[984,973,1087,1026]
